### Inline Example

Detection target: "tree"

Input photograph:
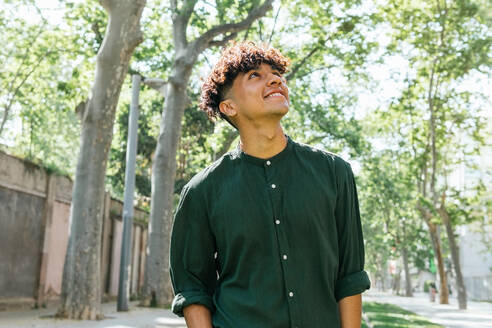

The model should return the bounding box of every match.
[359,148,428,297]
[0,1,84,174]
[0,1,50,137]
[143,0,275,307]
[378,0,491,308]
[278,0,377,155]
[56,0,146,319]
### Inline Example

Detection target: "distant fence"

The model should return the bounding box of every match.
[0,151,149,310]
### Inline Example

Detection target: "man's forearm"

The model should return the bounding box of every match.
[183,304,213,328]
[338,293,362,328]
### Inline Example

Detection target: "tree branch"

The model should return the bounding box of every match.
[290,64,335,81]
[285,33,334,81]
[190,0,274,55]
[6,21,47,94]
[98,0,111,11]
[213,128,238,161]
[209,32,238,47]
[0,50,53,136]
[172,0,198,50]
[258,18,264,41]
[243,25,251,41]
[267,4,281,44]
[285,46,319,81]
[91,21,104,48]
[170,0,177,11]
[428,58,439,204]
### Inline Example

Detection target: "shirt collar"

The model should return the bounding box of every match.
[233,134,294,167]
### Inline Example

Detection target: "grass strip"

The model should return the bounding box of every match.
[361,301,444,328]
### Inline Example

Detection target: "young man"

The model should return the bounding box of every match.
[169,42,370,328]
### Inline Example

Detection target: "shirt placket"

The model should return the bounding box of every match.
[263,159,301,328]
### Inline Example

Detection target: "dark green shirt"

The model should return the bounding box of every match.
[170,135,370,328]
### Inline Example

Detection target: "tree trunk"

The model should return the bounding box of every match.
[428,222,449,304]
[440,206,467,309]
[142,61,193,307]
[57,0,145,319]
[141,0,273,307]
[425,54,450,304]
[213,128,238,161]
[393,269,401,295]
[401,246,413,297]
[418,205,449,304]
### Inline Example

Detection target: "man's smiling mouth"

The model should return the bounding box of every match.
[265,92,285,99]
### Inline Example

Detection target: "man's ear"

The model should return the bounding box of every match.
[219,100,237,119]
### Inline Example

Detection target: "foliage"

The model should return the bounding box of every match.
[277,0,379,156]
[0,0,91,174]
[359,148,432,279]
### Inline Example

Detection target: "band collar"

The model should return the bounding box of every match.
[234,134,293,167]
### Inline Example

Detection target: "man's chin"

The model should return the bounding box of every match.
[268,104,289,115]
[276,105,289,117]
[252,105,289,121]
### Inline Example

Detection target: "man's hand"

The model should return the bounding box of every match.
[338,293,362,328]
[183,304,213,328]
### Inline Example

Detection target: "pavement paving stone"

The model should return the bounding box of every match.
[0,302,186,328]
[1,292,491,327]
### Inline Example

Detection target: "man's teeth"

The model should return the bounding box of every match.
[266,93,282,98]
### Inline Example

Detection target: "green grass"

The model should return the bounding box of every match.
[362,301,444,328]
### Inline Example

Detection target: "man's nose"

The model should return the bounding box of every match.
[267,73,282,86]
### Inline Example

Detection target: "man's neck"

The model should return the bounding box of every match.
[238,124,287,159]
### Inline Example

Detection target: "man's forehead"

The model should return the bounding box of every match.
[239,63,280,74]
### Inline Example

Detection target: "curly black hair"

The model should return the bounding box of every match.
[200,41,290,128]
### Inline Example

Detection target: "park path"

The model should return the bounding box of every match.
[1,293,491,327]
[364,290,492,328]
[0,301,186,328]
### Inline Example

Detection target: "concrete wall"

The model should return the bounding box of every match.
[42,201,70,297]
[464,275,492,301]
[459,222,492,301]
[0,187,45,299]
[0,151,149,309]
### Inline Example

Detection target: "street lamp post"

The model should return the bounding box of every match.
[117,74,141,311]
[117,75,166,311]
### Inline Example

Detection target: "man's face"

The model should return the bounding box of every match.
[221,63,290,125]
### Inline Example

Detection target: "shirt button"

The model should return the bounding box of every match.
[271,184,276,189]
[275,219,280,225]
[283,254,288,260]
[266,160,271,166]
[289,292,294,297]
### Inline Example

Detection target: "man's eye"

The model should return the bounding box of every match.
[249,72,259,78]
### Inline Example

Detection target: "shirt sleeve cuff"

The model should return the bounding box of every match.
[171,290,214,317]
[335,270,371,302]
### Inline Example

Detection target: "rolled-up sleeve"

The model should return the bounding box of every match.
[334,160,371,302]
[170,184,217,317]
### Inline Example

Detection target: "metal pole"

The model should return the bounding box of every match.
[117,74,141,311]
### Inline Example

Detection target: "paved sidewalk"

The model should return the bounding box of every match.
[0,302,186,328]
[2,293,491,328]
[364,290,492,328]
